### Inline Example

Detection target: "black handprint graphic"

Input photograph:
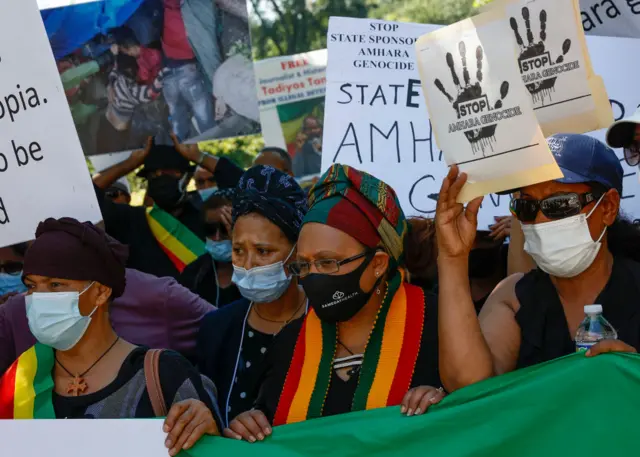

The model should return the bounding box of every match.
[510,7,571,104]
[434,41,510,156]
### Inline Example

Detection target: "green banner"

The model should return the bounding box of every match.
[182,353,640,456]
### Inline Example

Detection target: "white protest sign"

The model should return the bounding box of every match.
[1,419,167,456]
[580,0,640,38]
[584,35,640,220]
[416,14,562,202]
[481,0,613,136]
[0,0,101,247]
[255,50,327,150]
[37,0,100,9]
[323,18,518,229]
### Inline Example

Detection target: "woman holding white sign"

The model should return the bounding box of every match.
[0,218,220,456]
[435,133,640,392]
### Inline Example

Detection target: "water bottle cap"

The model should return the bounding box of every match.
[584,304,603,314]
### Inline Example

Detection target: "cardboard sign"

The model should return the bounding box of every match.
[1,419,167,456]
[482,0,613,136]
[254,50,327,154]
[322,18,512,228]
[415,13,562,201]
[0,0,101,247]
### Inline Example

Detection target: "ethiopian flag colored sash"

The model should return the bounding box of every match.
[273,274,425,425]
[146,205,206,273]
[0,343,55,419]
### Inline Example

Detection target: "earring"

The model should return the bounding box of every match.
[376,288,381,295]
[375,271,380,277]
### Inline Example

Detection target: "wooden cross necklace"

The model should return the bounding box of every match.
[55,337,120,396]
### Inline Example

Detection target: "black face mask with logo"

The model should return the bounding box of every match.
[147,175,187,211]
[300,251,384,324]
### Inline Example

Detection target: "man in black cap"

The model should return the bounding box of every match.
[93,137,205,279]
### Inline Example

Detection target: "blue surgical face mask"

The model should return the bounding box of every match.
[26,282,96,351]
[232,247,294,303]
[198,186,218,202]
[206,239,232,262]
[0,273,27,296]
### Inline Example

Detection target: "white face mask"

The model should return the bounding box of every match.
[26,282,97,351]
[522,196,607,278]
[232,247,294,303]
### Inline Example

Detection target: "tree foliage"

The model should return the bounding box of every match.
[249,0,487,59]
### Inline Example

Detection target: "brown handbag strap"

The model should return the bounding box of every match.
[144,349,168,417]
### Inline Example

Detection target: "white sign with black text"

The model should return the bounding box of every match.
[323,17,640,228]
[0,0,101,247]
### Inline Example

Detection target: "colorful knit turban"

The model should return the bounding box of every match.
[304,164,408,266]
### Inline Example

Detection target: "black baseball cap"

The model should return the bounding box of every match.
[137,144,194,178]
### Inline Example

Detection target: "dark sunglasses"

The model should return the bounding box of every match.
[105,189,127,199]
[510,191,603,223]
[0,261,24,275]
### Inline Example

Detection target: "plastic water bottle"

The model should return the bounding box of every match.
[575,304,618,352]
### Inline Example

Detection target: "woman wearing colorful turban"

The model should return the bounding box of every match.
[197,166,309,429]
[224,164,443,442]
[0,218,220,456]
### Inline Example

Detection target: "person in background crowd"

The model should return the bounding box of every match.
[293,116,323,178]
[468,231,508,313]
[172,142,294,190]
[225,165,442,442]
[105,178,132,205]
[606,106,640,169]
[162,0,216,141]
[0,265,212,374]
[194,165,218,202]
[197,166,308,428]
[180,189,241,308]
[1,218,219,455]
[0,243,28,305]
[405,217,437,292]
[93,137,206,279]
[436,134,640,393]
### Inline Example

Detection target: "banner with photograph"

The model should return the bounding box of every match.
[254,49,327,176]
[43,0,260,157]
[0,0,101,247]
[322,17,640,228]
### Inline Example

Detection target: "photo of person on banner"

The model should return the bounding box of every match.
[43,0,260,157]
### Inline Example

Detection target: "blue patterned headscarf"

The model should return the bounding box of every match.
[233,166,308,242]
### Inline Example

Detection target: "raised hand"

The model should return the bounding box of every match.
[129,136,153,167]
[170,133,201,163]
[435,165,483,259]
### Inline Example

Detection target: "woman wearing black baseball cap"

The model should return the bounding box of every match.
[435,133,640,392]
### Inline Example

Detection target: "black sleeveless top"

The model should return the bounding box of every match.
[514,257,640,369]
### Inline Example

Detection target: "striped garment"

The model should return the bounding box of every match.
[108,69,164,122]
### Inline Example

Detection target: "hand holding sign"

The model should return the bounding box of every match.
[435,165,483,260]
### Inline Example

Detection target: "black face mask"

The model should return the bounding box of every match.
[468,246,502,279]
[300,252,383,324]
[147,175,186,211]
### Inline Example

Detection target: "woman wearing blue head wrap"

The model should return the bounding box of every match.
[196,165,309,428]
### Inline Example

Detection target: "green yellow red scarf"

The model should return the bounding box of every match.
[273,273,425,425]
[0,343,55,419]
[146,205,206,273]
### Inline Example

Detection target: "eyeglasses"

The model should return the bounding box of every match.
[105,189,127,200]
[288,249,377,278]
[0,261,24,275]
[623,145,640,167]
[510,191,603,223]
